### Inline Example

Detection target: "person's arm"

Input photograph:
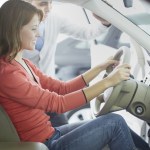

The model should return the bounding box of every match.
[25,59,87,95]
[82,58,119,84]
[27,57,128,104]
[0,65,86,114]
[83,64,131,101]
[27,58,117,95]
[1,59,130,114]
[56,13,109,40]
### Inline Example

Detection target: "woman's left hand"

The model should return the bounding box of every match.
[97,57,119,72]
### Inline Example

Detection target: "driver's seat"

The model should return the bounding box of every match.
[0,105,110,150]
[0,105,48,150]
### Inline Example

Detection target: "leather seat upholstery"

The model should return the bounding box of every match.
[0,105,48,150]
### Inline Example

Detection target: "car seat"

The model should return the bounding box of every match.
[0,105,48,150]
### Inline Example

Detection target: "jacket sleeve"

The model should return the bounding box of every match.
[0,67,87,113]
[56,13,108,40]
[26,59,87,95]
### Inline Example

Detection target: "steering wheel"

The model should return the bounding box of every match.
[95,79,137,116]
[90,46,131,117]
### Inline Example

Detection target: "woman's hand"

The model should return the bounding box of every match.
[106,63,131,87]
[97,57,119,72]
[82,57,119,85]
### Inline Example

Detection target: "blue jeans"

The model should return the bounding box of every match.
[44,113,138,150]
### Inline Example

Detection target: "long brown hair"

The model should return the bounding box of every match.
[0,0,43,61]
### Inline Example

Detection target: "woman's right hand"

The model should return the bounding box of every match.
[83,63,131,102]
[106,63,131,87]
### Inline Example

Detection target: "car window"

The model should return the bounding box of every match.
[102,0,150,35]
[0,0,7,7]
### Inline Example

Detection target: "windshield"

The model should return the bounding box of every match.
[102,0,150,35]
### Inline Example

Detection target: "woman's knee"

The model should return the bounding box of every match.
[98,113,126,125]
[108,113,124,120]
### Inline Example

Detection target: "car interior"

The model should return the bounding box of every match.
[88,0,150,145]
[0,0,150,149]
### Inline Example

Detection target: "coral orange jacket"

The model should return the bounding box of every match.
[0,58,87,142]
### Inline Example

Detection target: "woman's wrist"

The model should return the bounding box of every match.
[81,75,89,87]
[82,65,103,85]
[103,76,114,88]
[94,65,103,73]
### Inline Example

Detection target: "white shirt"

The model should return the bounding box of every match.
[23,12,108,77]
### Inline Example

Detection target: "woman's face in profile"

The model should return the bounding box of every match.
[20,14,40,50]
